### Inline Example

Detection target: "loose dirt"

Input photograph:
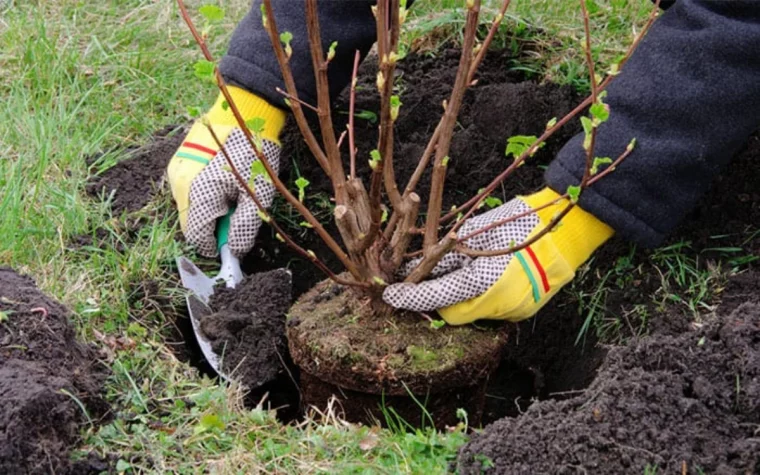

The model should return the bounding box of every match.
[0,268,109,474]
[458,301,760,474]
[202,269,292,389]
[86,125,185,214]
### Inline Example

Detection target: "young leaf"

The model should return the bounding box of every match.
[221,100,229,111]
[372,276,387,286]
[591,156,613,175]
[381,208,389,223]
[193,60,216,83]
[260,4,268,28]
[275,233,285,243]
[250,160,272,183]
[199,4,224,22]
[295,176,310,202]
[484,196,503,208]
[256,210,271,223]
[355,109,378,124]
[390,95,402,121]
[545,117,558,130]
[442,155,450,167]
[430,320,446,330]
[369,149,382,170]
[327,41,338,62]
[246,117,266,134]
[299,221,313,229]
[580,116,594,150]
[566,185,582,204]
[280,31,294,58]
[505,135,539,160]
[187,106,202,118]
[626,137,637,152]
[590,102,610,124]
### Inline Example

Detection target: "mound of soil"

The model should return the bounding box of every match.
[85,125,185,214]
[0,268,109,474]
[201,269,292,389]
[458,301,760,474]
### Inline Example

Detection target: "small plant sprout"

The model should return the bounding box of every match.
[177,0,659,311]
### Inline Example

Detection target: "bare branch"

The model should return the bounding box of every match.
[348,50,361,180]
[260,0,331,175]
[204,124,366,288]
[423,0,481,251]
[304,0,348,204]
[275,87,319,113]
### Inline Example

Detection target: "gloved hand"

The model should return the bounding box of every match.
[383,188,614,325]
[167,86,286,258]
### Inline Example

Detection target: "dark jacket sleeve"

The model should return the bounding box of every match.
[219,0,378,109]
[545,0,760,247]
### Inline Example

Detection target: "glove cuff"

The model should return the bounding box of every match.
[206,86,287,144]
[522,187,614,269]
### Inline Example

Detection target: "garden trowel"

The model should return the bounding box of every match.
[176,209,242,380]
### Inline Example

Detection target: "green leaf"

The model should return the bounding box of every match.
[115,459,131,472]
[430,320,446,330]
[626,137,637,152]
[590,102,610,123]
[390,95,402,121]
[591,156,612,175]
[186,106,202,118]
[456,407,467,421]
[484,196,503,208]
[566,185,582,204]
[545,117,558,130]
[381,208,388,223]
[0,311,9,323]
[505,135,539,160]
[246,117,266,134]
[199,4,225,22]
[275,233,285,243]
[295,176,310,202]
[299,221,313,229]
[250,160,271,183]
[221,100,229,111]
[354,109,378,124]
[372,276,387,286]
[256,210,270,223]
[442,155,450,167]
[327,41,338,61]
[279,31,293,45]
[369,149,382,170]
[193,60,216,83]
[580,116,594,150]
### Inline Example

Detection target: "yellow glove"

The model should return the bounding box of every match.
[167,86,286,257]
[383,188,614,325]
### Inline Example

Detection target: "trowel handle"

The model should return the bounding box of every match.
[216,208,234,254]
[216,207,244,288]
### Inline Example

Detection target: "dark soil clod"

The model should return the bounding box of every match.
[0,267,110,474]
[202,269,294,391]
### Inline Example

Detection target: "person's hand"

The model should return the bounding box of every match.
[167,86,286,258]
[383,188,614,325]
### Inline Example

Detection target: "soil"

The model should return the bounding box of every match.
[457,301,760,474]
[85,124,186,214]
[199,269,299,417]
[0,268,110,474]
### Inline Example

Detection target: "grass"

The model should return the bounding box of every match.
[1,0,732,472]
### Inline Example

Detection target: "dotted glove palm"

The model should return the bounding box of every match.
[167,87,286,258]
[383,188,614,325]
